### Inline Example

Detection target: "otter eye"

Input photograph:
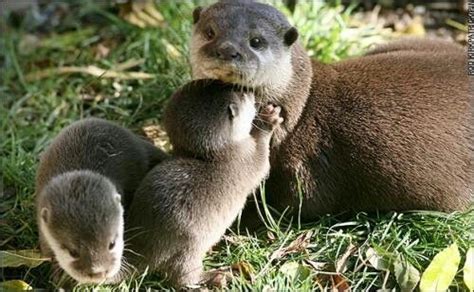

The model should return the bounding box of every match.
[61,245,79,258]
[205,27,215,41]
[250,37,264,49]
[109,240,116,250]
[68,249,79,259]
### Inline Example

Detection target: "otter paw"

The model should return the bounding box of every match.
[259,104,284,129]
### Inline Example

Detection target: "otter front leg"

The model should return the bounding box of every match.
[166,253,203,288]
[251,104,284,141]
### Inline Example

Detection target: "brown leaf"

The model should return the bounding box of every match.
[269,230,313,261]
[141,124,170,150]
[231,261,255,282]
[202,269,230,289]
[93,43,110,60]
[222,235,249,246]
[331,274,350,292]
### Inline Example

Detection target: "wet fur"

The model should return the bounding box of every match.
[191,1,473,223]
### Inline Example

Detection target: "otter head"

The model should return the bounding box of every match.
[38,170,124,284]
[190,0,298,95]
[164,79,255,159]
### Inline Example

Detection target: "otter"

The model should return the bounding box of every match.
[122,80,282,287]
[190,1,472,223]
[365,37,466,55]
[35,118,167,284]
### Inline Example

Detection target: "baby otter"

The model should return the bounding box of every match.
[36,118,166,284]
[190,1,472,222]
[123,79,282,287]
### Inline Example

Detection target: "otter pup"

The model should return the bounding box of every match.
[190,1,472,222]
[123,80,282,287]
[36,118,167,284]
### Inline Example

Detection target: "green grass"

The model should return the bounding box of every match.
[1,1,472,291]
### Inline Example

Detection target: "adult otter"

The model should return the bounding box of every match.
[36,118,166,284]
[122,80,282,287]
[190,1,472,221]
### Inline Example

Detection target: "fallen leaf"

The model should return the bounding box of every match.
[366,247,392,271]
[269,230,313,261]
[0,280,32,290]
[141,123,170,150]
[304,259,328,271]
[463,247,474,291]
[202,270,229,289]
[331,274,350,292]
[0,250,50,268]
[393,256,420,292]
[231,261,255,282]
[279,261,311,282]
[93,43,110,59]
[201,265,233,288]
[420,243,460,292]
[336,243,357,273]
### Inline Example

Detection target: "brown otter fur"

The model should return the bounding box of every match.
[35,118,167,284]
[365,37,466,55]
[190,1,472,222]
[121,80,282,287]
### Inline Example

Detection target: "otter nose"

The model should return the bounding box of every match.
[216,42,242,61]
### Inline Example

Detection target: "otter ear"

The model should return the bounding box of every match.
[41,208,49,224]
[114,193,122,204]
[228,103,239,118]
[283,27,298,46]
[193,6,203,24]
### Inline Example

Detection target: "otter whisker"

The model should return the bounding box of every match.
[251,122,271,134]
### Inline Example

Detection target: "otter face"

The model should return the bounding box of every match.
[39,171,124,284]
[164,80,256,158]
[190,2,298,94]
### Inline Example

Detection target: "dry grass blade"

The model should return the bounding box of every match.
[113,58,145,71]
[26,65,155,81]
[335,243,357,273]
